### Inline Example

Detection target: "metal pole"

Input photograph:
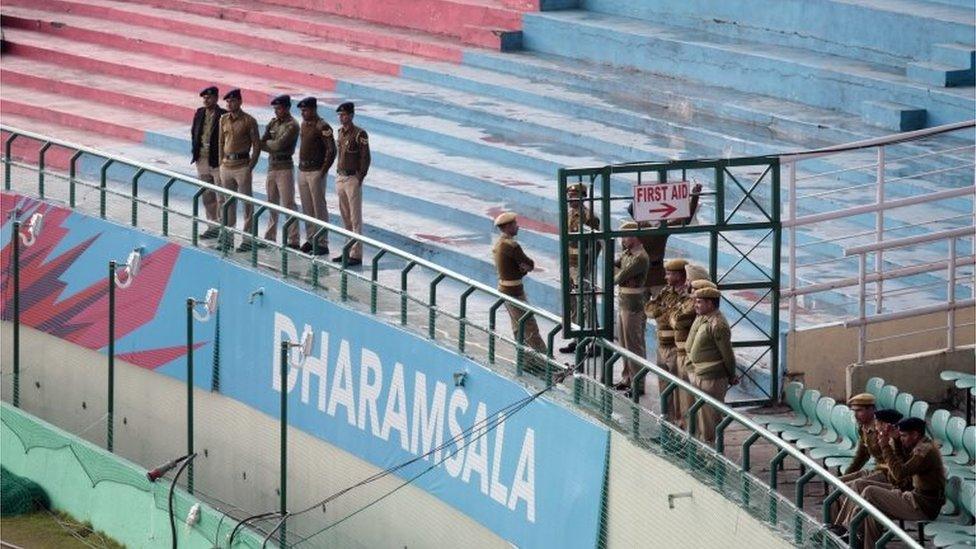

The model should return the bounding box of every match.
[857,254,867,365]
[875,146,885,314]
[788,161,797,331]
[186,298,195,494]
[12,219,21,408]
[108,260,116,452]
[279,341,288,548]
[947,238,957,351]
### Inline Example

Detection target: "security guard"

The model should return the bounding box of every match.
[296,97,336,255]
[853,417,946,548]
[614,221,649,392]
[686,286,737,443]
[190,86,226,239]
[217,89,260,252]
[560,182,601,354]
[332,102,370,266]
[670,265,713,429]
[646,258,688,420]
[260,95,300,250]
[492,212,548,366]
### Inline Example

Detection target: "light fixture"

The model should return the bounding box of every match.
[291,326,314,367]
[191,288,219,322]
[453,371,467,387]
[19,213,44,247]
[114,247,143,289]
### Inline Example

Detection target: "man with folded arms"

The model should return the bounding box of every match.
[260,94,301,250]
[296,97,336,255]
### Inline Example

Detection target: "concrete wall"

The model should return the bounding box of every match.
[848,346,976,404]
[1,323,507,549]
[784,306,975,400]
[604,431,791,549]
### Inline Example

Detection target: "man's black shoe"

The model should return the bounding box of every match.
[331,256,343,263]
[314,245,330,256]
[301,242,313,254]
[558,341,577,354]
[286,242,301,251]
[346,257,362,267]
[236,240,252,253]
[200,227,220,240]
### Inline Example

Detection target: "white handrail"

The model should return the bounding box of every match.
[779,120,976,163]
[844,227,975,256]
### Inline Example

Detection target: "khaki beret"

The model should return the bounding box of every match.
[620,220,638,230]
[847,393,876,408]
[690,279,717,290]
[693,287,721,299]
[567,183,587,196]
[686,264,709,282]
[664,258,688,271]
[493,211,517,227]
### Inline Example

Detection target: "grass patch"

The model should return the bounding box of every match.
[1,510,124,549]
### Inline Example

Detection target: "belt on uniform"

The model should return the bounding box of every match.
[337,169,358,176]
[225,152,250,161]
[675,341,687,350]
[299,160,324,170]
[270,153,292,161]
[499,279,523,287]
[658,329,675,337]
[619,287,645,294]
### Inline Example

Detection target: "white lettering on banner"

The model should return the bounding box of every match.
[633,181,691,223]
[270,311,536,524]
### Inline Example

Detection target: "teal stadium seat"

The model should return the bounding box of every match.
[940,371,970,383]
[765,388,820,435]
[865,377,886,399]
[895,392,914,418]
[809,406,858,460]
[795,398,838,450]
[927,478,975,548]
[823,412,864,470]
[779,392,826,442]
[877,384,899,410]
[929,409,954,456]
[752,382,804,427]
[910,400,930,421]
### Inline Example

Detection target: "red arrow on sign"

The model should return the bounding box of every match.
[648,202,677,218]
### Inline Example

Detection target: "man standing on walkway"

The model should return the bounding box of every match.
[493,212,548,369]
[332,102,370,266]
[686,286,737,443]
[190,85,226,240]
[296,97,336,256]
[560,182,601,354]
[614,221,649,393]
[217,89,260,252]
[670,264,713,428]
[646,258,688,421]
[260,95,300,250]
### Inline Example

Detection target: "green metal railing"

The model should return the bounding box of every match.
[0,125,921,548]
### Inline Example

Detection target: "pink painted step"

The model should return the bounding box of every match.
[121,0,467,62]
[3,28,307,106]
[2,115,136,170]
[255,0,524,45]
[4,0,414,76]
[2,10,368,90]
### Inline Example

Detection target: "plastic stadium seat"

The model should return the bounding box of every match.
[894,392,914,418]
[865,377,886,398]
[822,413,863,469]
[752,382,804,427]
[927,479,975,548]
[910,400,929,421]
[940,371,969,382]
[946,418,970,466]
[806,405,859,458]
[765,388,820,435]
[795,398,838,450]
[877,384,899,410]
[956,376,976,390]
[929,409,954,456]
[778,392,826,442]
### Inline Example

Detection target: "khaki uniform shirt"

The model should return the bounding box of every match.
[614,245,649,312]
[686,310,736,380]
[261,114,299,170]
[493,234,534,297]
[670,295,697,357]
[646,285,684,346]
[881,437,946,519]
[337,124,371,180]
[568,206,600,254]
[218,110,260,169]
[299,116,337,172]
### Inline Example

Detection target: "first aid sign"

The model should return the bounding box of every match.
[633,181,691,222]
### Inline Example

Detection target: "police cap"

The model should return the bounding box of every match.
[847,393,876,408]
[874,409,903,424]
[664,258,688,272]
[494,211,517,227]
[620,221,638,230]
[693,287,721,299]
[690,279,717,290]
[896,417,926,434]
[270,94,291,107]
[336,102,355,114]
[297,97,317,109]
[686,264,709,282]
[223,88,242,101]
[199,86,218,97]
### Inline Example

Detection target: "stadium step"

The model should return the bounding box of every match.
[860,101,928,132]
[519,9,975,127]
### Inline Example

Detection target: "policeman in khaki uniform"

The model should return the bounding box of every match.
[492,212,548,364]
[613,221,649,392]
[217,89,261,252]
[260,95,300,250]
[669,265,714,429]
[332,102,370,266]
[189,86,226,239]
[560,182,601,354]
[646,258,688,420]
[296,97,337,255]
[842,417,946,548]
[686,286,737,443]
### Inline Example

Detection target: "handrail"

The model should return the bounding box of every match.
[784,186,974,227]
[778,120,976,163]
[844,226,975,256]
[1,125,922,548]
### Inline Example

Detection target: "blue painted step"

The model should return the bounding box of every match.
[520,10,975,126]
[861,101,928,131]
[907,62,976,87]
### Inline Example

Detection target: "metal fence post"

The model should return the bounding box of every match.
[788,161,797,331]
[131,168,145,227]
[38,142,52,199]
[857,254,867,364]
[99,160,114,219]
[69,151,83,208]
[11,219,21,408]
[947,238,957,350]
[3,133,16,190]
[186,298,195,494]
[279,341,289,548]
[875,146,885,314]
[107,260,116,452]
[458,287,476,353]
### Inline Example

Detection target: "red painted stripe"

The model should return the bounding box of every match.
[6,42,276,105]
[2,70,194,122]
[0,100,146,142]
[2,15,337,90]
[6,0,402,76]
[123,0,465,62]
[0,131,80,170]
